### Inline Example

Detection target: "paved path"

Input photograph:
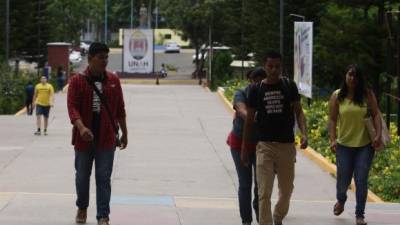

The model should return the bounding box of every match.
[0,84,398,225]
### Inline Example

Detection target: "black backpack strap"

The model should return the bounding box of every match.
[80,73,119,136]
[280,76,293,101]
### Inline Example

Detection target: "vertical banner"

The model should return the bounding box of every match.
[294,22,313,98]
[123,29,154,74]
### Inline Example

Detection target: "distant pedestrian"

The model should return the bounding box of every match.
[33,76,54,135]
[25,81,34,115]
[67,42,128,225]
[160,63,167,78]
[56,65,66,92]
[241,51,308,225]
[328,64,381,225]
[227,68,266,225]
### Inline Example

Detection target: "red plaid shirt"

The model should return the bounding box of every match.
[67,67,126,151]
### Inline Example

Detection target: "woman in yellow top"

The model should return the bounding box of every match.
[328,64,382,225]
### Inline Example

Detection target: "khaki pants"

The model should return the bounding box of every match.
[256,142,296,225]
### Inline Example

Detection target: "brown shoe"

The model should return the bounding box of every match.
[356,217,367,225]
[333,202,344,216]
[75,209,87,224]
[98,218,110,225]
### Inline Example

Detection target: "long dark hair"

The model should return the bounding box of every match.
[337,64,368,106]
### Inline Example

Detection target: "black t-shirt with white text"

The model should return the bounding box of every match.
[247,78,300,143]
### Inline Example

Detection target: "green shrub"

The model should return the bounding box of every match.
[0,64,29,114]
[0,63,58,114]
[210,51,233,91]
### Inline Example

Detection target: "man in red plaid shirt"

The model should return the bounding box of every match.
[67,42,127,225]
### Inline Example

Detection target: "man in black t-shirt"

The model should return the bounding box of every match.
[241,51,308,225]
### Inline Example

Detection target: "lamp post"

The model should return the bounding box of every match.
[240,0,246,80]
[289,13,305,21]
[37,0,41,77]
[384,9,400,135]
[5,0,10,63]
[280,0,284,56]
[104,0,108,44]
[130,0,133,29]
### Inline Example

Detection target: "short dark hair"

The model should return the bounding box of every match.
[88,42,109,56]
[263,51,282,63]
[245,69,254,80]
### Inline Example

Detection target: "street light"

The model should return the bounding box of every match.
[280,0,284,56]
[240,0,245,80]
[384,9,400,135]
[130,0,133,29]
[289,13,305,21]
[5,0,10,63]
[104,0,108,44]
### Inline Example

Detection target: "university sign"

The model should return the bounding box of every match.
[294,22,313,98]
[123,29,154,74]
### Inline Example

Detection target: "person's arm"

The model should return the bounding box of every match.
[241,107,256,166]
[32,86,37,108]
[50,85,55,107]
[293,100,308,149]
[367,90,382,148]
[233,90,247,120]
[328,92,339,153]
[73,118,94,142]
[235,102,247,120]
[67,77,93,142]
[115,78,128,149]
[118,118,128,150]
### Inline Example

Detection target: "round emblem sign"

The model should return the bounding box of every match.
[129,30,148,60]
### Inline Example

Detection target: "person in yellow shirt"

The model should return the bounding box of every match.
[33,76,54,135]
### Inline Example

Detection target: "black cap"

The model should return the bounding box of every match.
[88,42,109,56]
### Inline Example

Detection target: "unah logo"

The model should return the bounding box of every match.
[129,30,148,60]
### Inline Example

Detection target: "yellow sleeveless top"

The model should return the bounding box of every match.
[335,90,370,147]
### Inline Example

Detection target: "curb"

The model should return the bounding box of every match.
[14,107,27,116]
[217,88,234,114]
[215,86,384,203]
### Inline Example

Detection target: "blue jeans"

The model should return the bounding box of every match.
[336,143,374,218]
[75,145,115,220]
[231,149,259,223]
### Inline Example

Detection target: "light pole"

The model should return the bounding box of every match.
[280,0,284,56]
[37,0,41,77]
[5,0,10,63]
[130,0,133,29]
[240,0,244,80]
[104,0,108,44]
[289,13,305,21]
[155,0,159,30]
[384,8,400,135]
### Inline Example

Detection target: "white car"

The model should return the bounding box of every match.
[164,41,180,53]
[69,50,82,64]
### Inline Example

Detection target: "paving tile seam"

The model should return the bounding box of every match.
[0,193,17,214]
[196,117,238,192]
[0,192,369,204]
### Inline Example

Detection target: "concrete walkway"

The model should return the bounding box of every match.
[0,84,399,225]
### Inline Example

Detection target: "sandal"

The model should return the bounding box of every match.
[333,202,344,216]
[356,217,367,225]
